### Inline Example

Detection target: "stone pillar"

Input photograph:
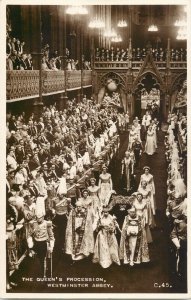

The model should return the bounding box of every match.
[21,6,41,70]
[20,6,43,115]
[50,7,58,52]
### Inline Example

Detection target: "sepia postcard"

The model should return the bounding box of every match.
[0,0,190,298]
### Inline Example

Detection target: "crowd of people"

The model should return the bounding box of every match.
[95,47,187,62]
[41,45,91,71]
[165,110,187,279]
[6,95,121,287]
[6,97,160,284]
[6,38,91,71]
[6,37,33,71]
[6,92,187,289]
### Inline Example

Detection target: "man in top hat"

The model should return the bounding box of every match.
[27,211,55,276]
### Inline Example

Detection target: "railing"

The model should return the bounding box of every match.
[7,70,93,101]
[7,70,39,100]
[169,61,187,69]
[66,70,81,90]
[94,60,187,70]
[94,61,129,69]
[82,70,92,87]
[42,70,65,95]
[6,59,187,101]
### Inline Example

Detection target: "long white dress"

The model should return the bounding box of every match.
[99,173,113,207]
[88,185,101,214]
[128,130,138,150]
[145,129,156,155]
[138,186,155,229]
[93,214,120,268]
[139,173,156,215]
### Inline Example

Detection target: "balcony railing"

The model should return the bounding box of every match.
[6,70,93,101]
[94,61,129,69]
[6,59,187,101]
[42,70,65,95]
[7,70,40,101]
[94,60,187,70]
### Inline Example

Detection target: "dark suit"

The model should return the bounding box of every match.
[29,158,41,171]
[19,59,28,70]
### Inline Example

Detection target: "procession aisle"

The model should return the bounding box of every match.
[10,129,186,294]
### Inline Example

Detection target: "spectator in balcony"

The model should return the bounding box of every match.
[83,60,91,70]
[171,49,176,61]
[20,41,25,55]
[25,54,33,70]
[142,48,146,60]
[6,54,13,70]
[159,48,165,61]
[19,53,28,70]
[15,39,21,54]
[6,37,12,55]
[132,48,136,60]
[136,48,141,61]
[41,56,50,70]
[11,37,16,52]
[122,48,128,61]
[66,59,72,70]
[71,59,79,70]
[55,56,61,70]
[10,50,21,70]
[49,57,58,70]
[95,48,100,61]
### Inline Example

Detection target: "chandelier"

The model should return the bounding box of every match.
[104,28,117,38]
[148,24,158,32]
[111,35,122,43]
[88,17,105,29]
[176,27,187,40]
[66,5,88,15]
[174,19,186,27]
[117,20,128,27]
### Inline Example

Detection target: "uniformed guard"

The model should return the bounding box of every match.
[27,212,55,277]
[52,195,72,254]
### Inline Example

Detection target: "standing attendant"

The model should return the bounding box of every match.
[27,212,55,276]
[119,206,150,266]
[121,151,133,193]
[145,125,157,156]
[128,126,138,150]
[93,206,120,268]
[132,138,143,168]
[65,203,94,262]
[99,165,113,207]
[88,178,100,215]
[139,167,156,216]
[141,111,152,141]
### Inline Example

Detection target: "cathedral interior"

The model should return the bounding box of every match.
[5,4,187,295]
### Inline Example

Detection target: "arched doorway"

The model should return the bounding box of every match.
[97,72,127,111]
[133,72,165,122]
[170,73,186,111]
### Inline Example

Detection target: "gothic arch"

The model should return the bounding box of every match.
[132,71,165,94]
[100,72,126,91]
[170,72,187,94]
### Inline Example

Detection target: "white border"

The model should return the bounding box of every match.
[0,0,190,298]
